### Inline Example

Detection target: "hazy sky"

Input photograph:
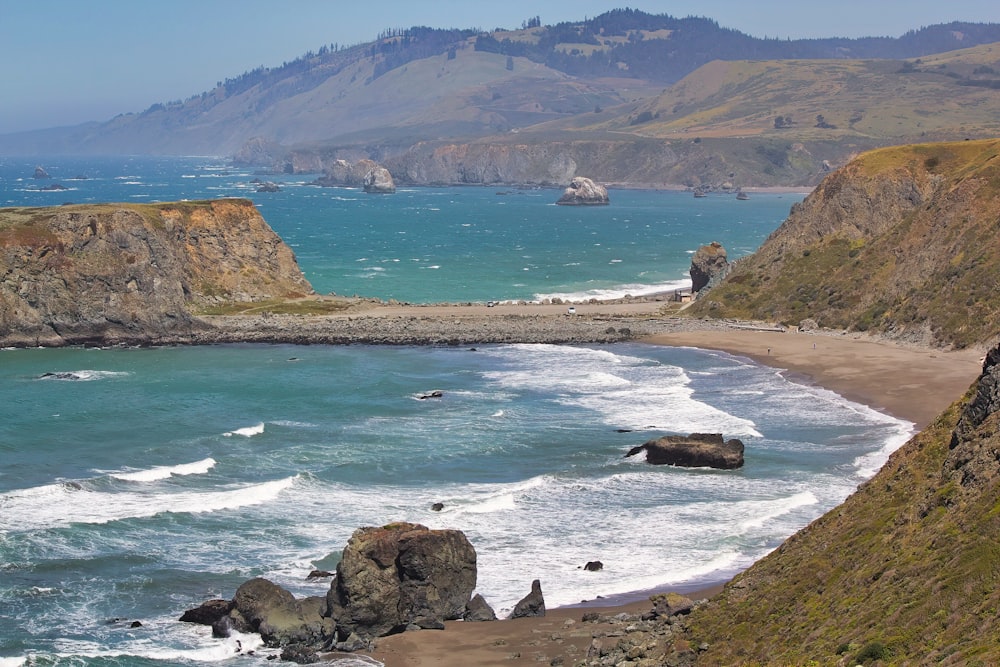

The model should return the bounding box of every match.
[2,0,998,134]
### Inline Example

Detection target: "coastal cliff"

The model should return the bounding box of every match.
[681,344,1000,664]
[689,139,1000,349]
[0,199,311,346]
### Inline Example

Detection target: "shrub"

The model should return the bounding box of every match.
[855,641,892,663]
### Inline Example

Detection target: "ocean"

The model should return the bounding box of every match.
[0,156,910,665]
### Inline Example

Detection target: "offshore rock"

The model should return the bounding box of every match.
[325,522,477,640]
[33,166,50,179]
[689,241,729,293]
[556,176,609,206]
[0,199,312,347]
[363,166,396,194]
[625,433,744,469]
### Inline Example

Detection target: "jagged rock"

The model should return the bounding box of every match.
[556,176,609,206]
[306,570,334,580]
[625,433,744,469]
[255,181,281,192]
[178,598,232,625]
[33,166,50,179]
[40,183,67,191]
[431,502,444,511]
[363,166,396,194]
[280,644,320,664]
[583,560,604,571]
[231,578,334,647]
[463,593,497,621]
[690,241,729,293]
[325,522,477,640]
[945,344,1000,497]
[650,592,695,618]
[509,579,546,618]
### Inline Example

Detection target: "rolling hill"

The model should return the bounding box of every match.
[3,8,1000,183]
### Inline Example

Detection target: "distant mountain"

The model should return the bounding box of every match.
[2,8,1000,180]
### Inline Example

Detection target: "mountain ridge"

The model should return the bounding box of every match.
[3,9,1000,184]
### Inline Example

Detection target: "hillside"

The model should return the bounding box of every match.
[686,139,1000,348]
[552,42,1000,143]
[0,199,312,346]
[2,9,1000,168]
[680,345,1000,664]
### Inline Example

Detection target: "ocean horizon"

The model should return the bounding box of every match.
[0,156,910,666]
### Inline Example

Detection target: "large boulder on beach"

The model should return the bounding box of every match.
[625,433,744,469]
[463,593,498,621]
[690,241,729,293]
[363,166,396,194]
[556,176,609,206]
[326,522,477,639]
[508,579,546,618]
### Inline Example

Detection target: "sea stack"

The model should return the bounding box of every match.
[689,241,729,293]
[556,176,609,206]
[363,166,396,194]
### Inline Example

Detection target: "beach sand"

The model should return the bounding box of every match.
[359,322,984,666]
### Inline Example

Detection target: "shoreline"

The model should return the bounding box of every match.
[6,303,984,665]
[305,304,978,665]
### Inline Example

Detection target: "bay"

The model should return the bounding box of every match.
[0,156,906,666]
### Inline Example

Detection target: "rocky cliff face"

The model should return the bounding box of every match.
[682,343,1000,664]
[0,199,312,346]
[689,241,728,293]
[689,139,1000,349]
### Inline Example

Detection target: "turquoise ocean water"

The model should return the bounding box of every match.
[0,157,909,665]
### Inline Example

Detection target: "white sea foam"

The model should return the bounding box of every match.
[50,630,267,663]
[852,419,915,479]
[410,471,819,610]
[0,657,25,667]
[0,476,297,531]
[109,457,217,482]
[481,344,762,437]
[535,278,691,303]
[223,422,265,437]
[37,369,130,382]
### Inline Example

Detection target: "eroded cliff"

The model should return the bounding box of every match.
[682,344,1000,664]
[0,199,312,346]
[689,139,1000,348]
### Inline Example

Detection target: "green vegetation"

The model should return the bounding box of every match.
[683,386,1000,663]
[688,139,1000,348]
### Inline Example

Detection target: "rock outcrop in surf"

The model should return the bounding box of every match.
[556,176,609,206]
[182,522,481,652]
[625,433,745,469]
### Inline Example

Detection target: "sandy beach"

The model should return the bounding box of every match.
[323,308,984,666]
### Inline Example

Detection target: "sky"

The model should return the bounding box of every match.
[2,0,999,134]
